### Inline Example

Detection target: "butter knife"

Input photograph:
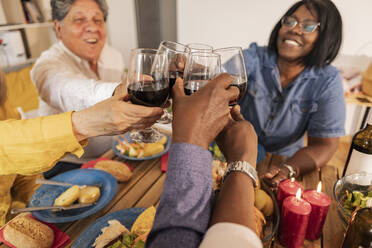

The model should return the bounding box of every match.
[10,203,94,214]
[36,178,101,188]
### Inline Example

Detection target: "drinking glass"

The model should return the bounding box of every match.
[127,48,169,143]
[186,43,213,53]
[155,41,190,124]
[183,52,221,95]
[213,47,247,105]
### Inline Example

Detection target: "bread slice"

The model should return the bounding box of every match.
[3,214,54,248]
[94,160,132,182]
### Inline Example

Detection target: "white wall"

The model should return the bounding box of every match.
[106,0,137,65]
[177,0,372,56]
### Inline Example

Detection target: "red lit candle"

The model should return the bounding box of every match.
[277,178,304,208]
[280,188,312,248]
[303,181,331,240]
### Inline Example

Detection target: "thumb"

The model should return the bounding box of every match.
[172,77,186,99]
[231,105,245,121]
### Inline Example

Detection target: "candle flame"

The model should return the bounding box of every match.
[296,188,302,200]
[291,177,295,183]
[317,181,322,193]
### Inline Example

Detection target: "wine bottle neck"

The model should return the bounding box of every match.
[366,111,372,126]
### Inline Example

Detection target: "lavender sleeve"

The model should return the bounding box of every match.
[146,143,213,248]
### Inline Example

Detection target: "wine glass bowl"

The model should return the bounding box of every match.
[213,47,247,105]
[333,172,372,227]
[183,52,221,95]
[186,43,213,53]
[126,48,169,143]
[158,41,190,91]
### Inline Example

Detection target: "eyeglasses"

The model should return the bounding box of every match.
[281,16,320,33]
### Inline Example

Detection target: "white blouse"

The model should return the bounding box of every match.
[31,41,125,162]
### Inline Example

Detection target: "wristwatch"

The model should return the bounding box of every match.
[282,163,297,178]
[223,161,258,187]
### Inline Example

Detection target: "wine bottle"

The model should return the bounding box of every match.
[341,208,372,248]
[343,114,372,176]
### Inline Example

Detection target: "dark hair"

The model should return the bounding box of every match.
[268,0,342,67]
[51,0,108,22]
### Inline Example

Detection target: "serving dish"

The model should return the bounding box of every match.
[29,169,117,223]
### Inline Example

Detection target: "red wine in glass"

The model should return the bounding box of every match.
[229,75,247,106]
[127,80,169,107]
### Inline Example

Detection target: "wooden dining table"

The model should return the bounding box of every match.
[0,146,347,248]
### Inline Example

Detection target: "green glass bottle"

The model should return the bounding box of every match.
[341,208,372,248]
[343,117,372,176]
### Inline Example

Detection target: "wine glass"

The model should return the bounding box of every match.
[213,47,247,105]
[186,43,213,53]
[127,48,169,143]
[183,52,221,95]
[155,41,191,124]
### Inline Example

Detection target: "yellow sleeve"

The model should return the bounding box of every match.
[0,111,85,175]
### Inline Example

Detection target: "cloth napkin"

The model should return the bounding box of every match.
[0,214,70,248]
[161,152,169,172]
[81,157,133,171]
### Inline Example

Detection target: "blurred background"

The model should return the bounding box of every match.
[0,0,372,134]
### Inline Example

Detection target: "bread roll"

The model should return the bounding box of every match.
[3,215,54,248]
[94,160,132,182]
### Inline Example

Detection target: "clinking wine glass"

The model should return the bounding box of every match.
[213,47,247,106]
[126,48,169,143]
[183,52,221,95]
[186,43,213,53]
[156,41,191,124]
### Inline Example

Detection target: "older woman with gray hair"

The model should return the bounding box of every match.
[31,0,161,176]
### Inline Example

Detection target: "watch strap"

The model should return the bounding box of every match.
[223,161,258,187]
[282,163,297,178]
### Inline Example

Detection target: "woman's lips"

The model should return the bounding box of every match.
[283,39,302,47]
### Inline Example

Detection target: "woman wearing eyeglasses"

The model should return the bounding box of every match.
[239,0,345,189]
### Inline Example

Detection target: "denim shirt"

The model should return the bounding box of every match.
[239,43,346,157]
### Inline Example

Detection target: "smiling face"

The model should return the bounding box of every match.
[54,0,106,64]
[276,5,319,64]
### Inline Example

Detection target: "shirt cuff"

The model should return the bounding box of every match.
[200,222,263,248]
[43,111,85,158]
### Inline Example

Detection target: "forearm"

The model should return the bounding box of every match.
[210,172,256,232]
[147,143,213,247]
[285,138,339,176]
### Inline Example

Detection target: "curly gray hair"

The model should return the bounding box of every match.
[51,0,108,22]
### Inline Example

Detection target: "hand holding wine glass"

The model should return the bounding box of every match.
[172,73,240,149]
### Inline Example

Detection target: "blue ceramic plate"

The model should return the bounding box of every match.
[72,208,145,248]
[112,133,171,161]
[29,169,117,223]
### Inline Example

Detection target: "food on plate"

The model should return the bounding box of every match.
[211,160,227,190]
[79,186,101,204]
[130,206,156,235]
[115,136,167,158]
[254,207,266,239]
[254,189,274,217]
[93,206,156,248]
[95,160,132,182]
[54,185,80,207]
[343,190,372,214]
[93,220,130,248]
[3,214,54,248]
